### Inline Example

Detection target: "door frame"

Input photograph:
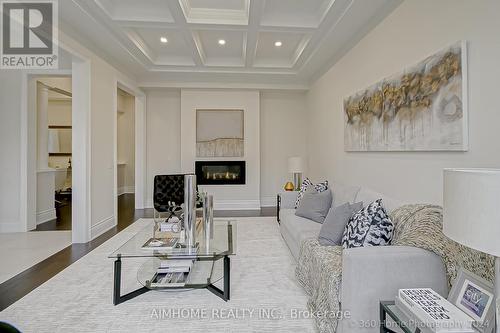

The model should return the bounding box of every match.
[22,44,92,244]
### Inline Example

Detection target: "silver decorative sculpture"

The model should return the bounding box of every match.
[203,193,214,251]
[183,174,197,249]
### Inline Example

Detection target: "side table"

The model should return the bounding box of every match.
[380,300,421,333]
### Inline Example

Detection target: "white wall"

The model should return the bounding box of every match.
[144,89,308,208]
[306,0,500,205]
[0,71,23,232]
[181,90,261,210]
[260,91,308,206]
[145,89,182,207]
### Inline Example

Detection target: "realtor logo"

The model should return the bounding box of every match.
[1,0,58,69]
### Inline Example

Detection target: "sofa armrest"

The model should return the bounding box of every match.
[339,246,447,333]
[278,191,299,209]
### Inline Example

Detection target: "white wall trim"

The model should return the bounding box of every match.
[214,200,261,210]
[134,95,147,209]
[90,215,116,239]
[36,208,57,225]
[71,57,92,244]
[118,186,135,196]
[140,81,309,91]
[260,196,277,207]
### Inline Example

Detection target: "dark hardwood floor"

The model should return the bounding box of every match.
[35,199,72,231]
[0,194,276,311]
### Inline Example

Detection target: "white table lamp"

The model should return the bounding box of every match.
[288,157,304,191]
[443,168,500,332]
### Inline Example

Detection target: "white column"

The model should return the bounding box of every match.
[37,82,49,170]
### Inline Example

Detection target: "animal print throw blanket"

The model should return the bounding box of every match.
[296,204,494,333]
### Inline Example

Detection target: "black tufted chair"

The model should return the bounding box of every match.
[153,173,202,224]
[153,174,186,221]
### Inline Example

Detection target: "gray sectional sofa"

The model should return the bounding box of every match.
[278,182,448,333]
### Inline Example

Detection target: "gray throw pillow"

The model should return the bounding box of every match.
[294,189,332,223]
[318,201,363,246]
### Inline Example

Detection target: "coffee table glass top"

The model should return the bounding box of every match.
[109,219,236,259]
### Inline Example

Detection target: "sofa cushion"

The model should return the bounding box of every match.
[331,182,361,208]
[318,201,363,246]
[295,178,329,208]
[280,209,322,259]
[295,189,332,223]
[342,199,394,248]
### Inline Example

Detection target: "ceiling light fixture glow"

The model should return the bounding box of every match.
[160,37,168,43]
[218,39,226,46]
[274,41,282,47]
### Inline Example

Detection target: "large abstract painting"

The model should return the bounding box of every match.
[344,41,468,151]
[196,109,244,157]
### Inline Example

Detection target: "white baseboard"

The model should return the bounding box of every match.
[260,196,277,207]
[91,215,116,239]
[214,200,260,210]
[118,186,135,196]
[36,208,57,225]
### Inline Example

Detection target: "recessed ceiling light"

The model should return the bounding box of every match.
[160,37,168,43]
[274,41,282,47]
[218,39,226,46]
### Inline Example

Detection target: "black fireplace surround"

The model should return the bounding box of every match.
[195,161,245,185]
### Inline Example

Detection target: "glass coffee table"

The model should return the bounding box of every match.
[109,219,236,305]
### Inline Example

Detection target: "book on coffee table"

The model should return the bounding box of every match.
[141,237,178,250]
[149,271,189,288]
[397,288,475,333]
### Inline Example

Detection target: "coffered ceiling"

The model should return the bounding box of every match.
[60,0,402,88]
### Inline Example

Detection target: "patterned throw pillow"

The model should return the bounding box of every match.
[294,178,329,208]
[342,199,393,249]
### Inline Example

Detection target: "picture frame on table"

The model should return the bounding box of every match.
[448,268,495,333]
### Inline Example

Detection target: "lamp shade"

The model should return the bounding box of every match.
[443,168,500,257]
[288,157,304,173]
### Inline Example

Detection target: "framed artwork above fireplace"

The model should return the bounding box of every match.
[196,109,244,157]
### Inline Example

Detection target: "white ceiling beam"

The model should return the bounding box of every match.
[70,0,151,69]
[245,0,264,67]
[258,25,316,33]
[165,0,204,66]
[293,0,353,71]
[114,20,178,29]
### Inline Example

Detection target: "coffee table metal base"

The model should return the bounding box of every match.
[112,255,231,305]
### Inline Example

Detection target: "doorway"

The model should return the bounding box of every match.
[34,76,73,231]
[116,88,135,221]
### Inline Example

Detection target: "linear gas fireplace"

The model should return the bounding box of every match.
[195,161,245,185]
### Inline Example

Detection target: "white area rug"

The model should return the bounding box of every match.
[0,231,71,284]
[0,217,316,332]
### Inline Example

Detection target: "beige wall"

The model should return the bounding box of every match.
[306,0,500,205]
[260,91,308,206]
